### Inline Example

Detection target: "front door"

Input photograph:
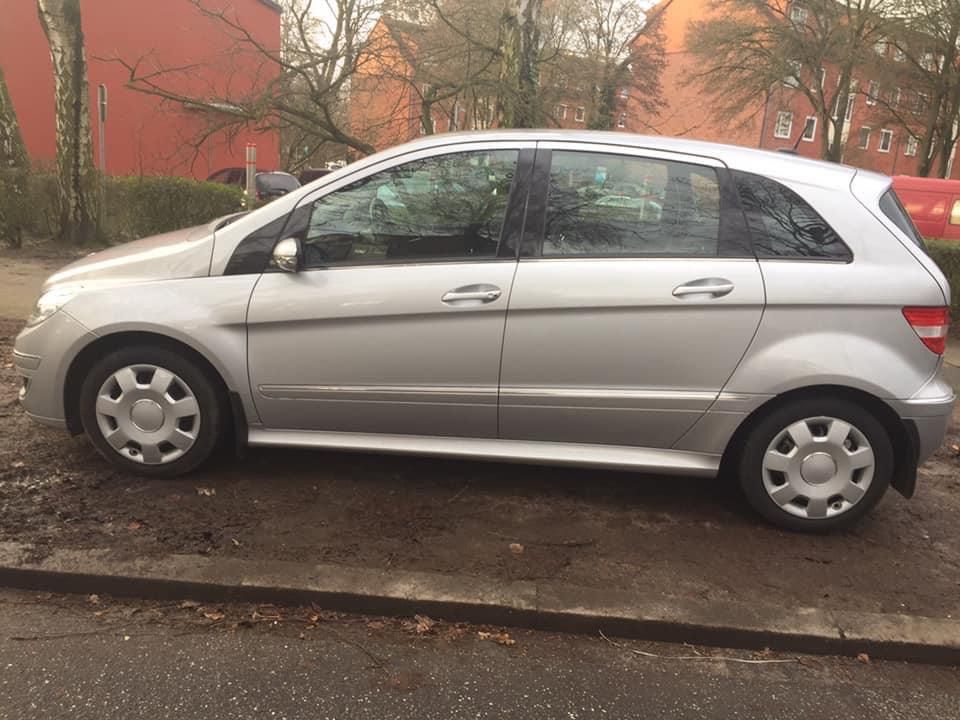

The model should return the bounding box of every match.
[247,144,529,437]
[499,144,765,448]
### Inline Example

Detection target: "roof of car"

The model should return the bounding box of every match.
[381,130,873,192]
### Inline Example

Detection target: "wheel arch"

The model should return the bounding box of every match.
[63,331,245,439]
[720,384,918,498]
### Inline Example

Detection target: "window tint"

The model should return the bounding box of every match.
[880,189,926,248]
[290,150,518,268]
[733,171,851,260]
[542,151,722,257]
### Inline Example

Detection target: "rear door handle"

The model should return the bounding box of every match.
[442,284,502,304]
[672,278,735,298]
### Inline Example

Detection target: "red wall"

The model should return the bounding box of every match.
[0,0,281,179]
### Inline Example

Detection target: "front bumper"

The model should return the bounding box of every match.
[13,311,96,430]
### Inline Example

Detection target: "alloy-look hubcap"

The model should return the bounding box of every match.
[94,364,201,465]
[761,416,875,520]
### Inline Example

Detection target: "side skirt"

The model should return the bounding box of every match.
[246,429,720,477]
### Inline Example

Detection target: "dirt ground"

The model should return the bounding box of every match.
[1,254,959,620]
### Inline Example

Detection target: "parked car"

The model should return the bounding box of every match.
[15,131,953,532]
[892,175,960,240]
[207,168,301,202]
[298,167,332,185]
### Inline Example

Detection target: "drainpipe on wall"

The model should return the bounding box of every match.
[758,86,773,149]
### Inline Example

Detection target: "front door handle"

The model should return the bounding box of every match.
[442,284,502,304]
[672,278,735,298]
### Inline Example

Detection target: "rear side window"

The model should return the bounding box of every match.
[542,150,722,257]
[879,189,927,248]
[733,171,851,261]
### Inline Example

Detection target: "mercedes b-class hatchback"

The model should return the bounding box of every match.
[14,131,954,532]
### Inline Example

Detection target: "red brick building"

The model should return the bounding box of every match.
[0,0,281,179]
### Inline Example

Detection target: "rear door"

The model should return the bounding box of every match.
[498,142,764,448]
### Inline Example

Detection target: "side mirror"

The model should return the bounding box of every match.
[272,237,301,273]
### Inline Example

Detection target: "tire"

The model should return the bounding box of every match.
[79,345,225,478]
[737,396,892,532]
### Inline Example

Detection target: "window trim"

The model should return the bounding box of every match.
[905,136,919,157]
[858,126,871,150]
[801,116,817,142]
[878,129,893,153]
[519,143,753,260]
[574,106,586,123]
[866,80,880,106]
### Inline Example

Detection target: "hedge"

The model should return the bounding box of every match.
[0,170,243,247]
[925,239,960,314]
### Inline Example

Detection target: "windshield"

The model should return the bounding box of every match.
[879,188,926,250]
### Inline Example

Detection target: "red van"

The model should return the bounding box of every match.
[891,175,960,240]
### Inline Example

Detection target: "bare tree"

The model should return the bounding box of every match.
[37,0,99,244]
[687,0,899,162]
[497,0,546,127]
[0,66,28,170]
[105,0,382,162]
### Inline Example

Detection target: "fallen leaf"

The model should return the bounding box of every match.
[478,630,516,646]
[366,620,386,630]
[178,600,200,609]
[203,610,225,622]
[126,520,142,531]
[86,594,101,605]
[93,610,108,617]
[11,461,25,469]
[856,653,870,664]
[409,614,435,634]
[195,487,216,497]
[231,538,242,547]
[509,543,524,555]
[477,631,491,640]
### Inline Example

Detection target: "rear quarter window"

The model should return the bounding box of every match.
[733,170,852,261]
[880,189,928,249]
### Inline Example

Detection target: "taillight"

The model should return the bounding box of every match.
[903,306,950,354]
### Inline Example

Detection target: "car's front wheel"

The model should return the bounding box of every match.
[738,397,892,532]
[79,346,225,477]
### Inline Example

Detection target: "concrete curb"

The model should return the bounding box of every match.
[0,541,957,665]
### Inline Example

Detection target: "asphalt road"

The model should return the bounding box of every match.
[0,591,958,720]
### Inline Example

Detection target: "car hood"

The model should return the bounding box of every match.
[42,223,216,293]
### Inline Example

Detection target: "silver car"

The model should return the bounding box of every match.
[13,131,954,532]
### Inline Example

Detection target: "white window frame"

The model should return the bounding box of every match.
[905,136,919,156]
[818,68,827,89]
[878,129,893,153]
[874,39,887,56]
[789,4,808,24]
[556,104,567,120]
[784,59,802,87]
[894,46,906,63]
[618,87,629,100]
[574,106,585,123]
[845,93,856,121]
[892,87,901,108]
[774,110,793,139]
[617,112,626,128]
[801,116,817,142]
[916,92,930,114]
[858,126,871,150]
[866,80,880,106]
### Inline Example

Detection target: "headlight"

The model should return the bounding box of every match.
[25,287,79,328]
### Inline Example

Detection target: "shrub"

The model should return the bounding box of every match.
[924,240,960,313]
[0,171,243,247]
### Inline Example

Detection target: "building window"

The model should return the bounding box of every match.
[858,127,871,149]
[845,93,856,121]
[905,136,919,156]
[866,80,880,105]
[618,87,629,100]
[922,52,936,71]
[874,39,887,56]
[916,92,930,113]
[789,4,808,24]
[801,116,817,141]
[784,59,801,87]
[574,106,585,123]
[617,112,626,128]
[893,46,906,62]
[774,111,793,139]
[878,129,893,153]
[556,104,568,120]
[892,87,901,108]
[818,68,827,89]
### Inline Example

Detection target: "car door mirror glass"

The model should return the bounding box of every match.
[272,237,301,272]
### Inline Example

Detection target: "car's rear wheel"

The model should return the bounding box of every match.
[79,346,225,477]
[738,397,892,532]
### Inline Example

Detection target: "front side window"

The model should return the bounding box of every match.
[287,150,518,268]
[541,151,722,257]
[733,171,851,260]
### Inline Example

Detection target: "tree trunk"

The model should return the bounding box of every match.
[496,0,543,128]
[0,66,29,170]
[37,0,99,245]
